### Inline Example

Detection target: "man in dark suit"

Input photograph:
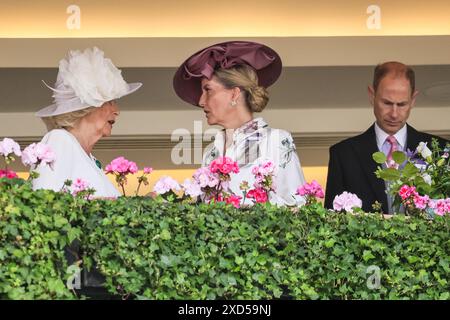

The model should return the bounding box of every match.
[324,62,448,213]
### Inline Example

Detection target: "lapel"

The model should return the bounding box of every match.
[352,124,388,212]
[405,124,423,151]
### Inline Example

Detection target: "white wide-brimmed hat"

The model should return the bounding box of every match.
[36,47,142,117]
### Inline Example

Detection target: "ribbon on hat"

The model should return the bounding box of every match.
[183,42,276,80]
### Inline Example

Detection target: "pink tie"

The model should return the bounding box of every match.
[386,135,398,163]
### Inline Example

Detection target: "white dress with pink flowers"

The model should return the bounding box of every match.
[32,129,120,198]
[202,118,306,206]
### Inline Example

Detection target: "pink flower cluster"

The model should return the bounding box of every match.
[153,176,181,195]
[71,178,90,196]
[247,188,268,203]
[297,180,324,202]
[245,161,276,204]
[217,194,242,208]
[189,157,239,204]
[252,161,275,190]
[210,157,239,175]
[0,169,18,179]
[182,178,203,198]
[193,167,220,189]
[252,161,275,177]
[21,143,56,167]
[105,157,138,175]
[105,157,153,196]
[143,167,153,175]
[0,138,21,158]
[429,199,450,216]
[333,192,363,213]
[398,185,449,216]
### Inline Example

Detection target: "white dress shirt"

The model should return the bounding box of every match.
[374,122,407,153]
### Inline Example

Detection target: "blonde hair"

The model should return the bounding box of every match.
[214,64,269,112]
[42,107,96,131]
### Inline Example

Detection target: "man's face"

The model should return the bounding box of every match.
[369,75,418,135]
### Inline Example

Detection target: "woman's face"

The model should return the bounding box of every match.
[88,101,120,137]
[198,76,234,126]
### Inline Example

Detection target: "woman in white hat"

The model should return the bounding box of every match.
[33,47,141,197]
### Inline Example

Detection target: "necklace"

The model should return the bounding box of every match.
[95,159,102,169]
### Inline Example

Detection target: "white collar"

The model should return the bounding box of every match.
[213,117,268,150]
[374,122,407,151]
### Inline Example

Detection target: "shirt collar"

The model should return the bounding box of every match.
[374,122,407,151]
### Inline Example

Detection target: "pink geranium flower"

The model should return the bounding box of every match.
[297,180,324,199]
[209,157,239,175]
[0,169,18,179]
[193,167,220,188]
[430,199,448,216]
[153,176,181,195]
[105,157,138,175]
[21,142,56,167]
[182,179,203,199]
[333,192,362,213]
[399,185,418,200]
[250,161,276,197]
[413,194,429,210]
[143,167,153,175]
[71,178,90,196]
[225,194,242,208]
[0,138,21,158]
[247,189,268,203]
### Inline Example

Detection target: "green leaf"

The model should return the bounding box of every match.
[54,215,68,228]
[115,216,127,226]
[363,250,375,262]
[407,256,419,264]
[378,168,401,181]
[67,228,81,243]
[373,152,387,164]
[403,163,419,178]
[324,239,336,248]
[235,256,244,265]
[439,292,449,300]
[392,151,406,164]
[160,229,171,240]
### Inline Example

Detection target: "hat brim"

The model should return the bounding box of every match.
[173,41,282,106]
[36,82,142,117]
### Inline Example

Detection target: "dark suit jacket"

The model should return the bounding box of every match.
[324,123,449,213]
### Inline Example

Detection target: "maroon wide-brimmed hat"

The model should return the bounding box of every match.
[173,41,282,106]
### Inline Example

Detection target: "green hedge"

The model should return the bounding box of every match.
[1,178,449,300]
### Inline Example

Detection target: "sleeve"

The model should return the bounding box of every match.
[32,130,75,192]
[270,130,306,206]
[324,145,344,209]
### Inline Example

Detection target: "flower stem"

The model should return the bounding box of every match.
[136,181,142,196]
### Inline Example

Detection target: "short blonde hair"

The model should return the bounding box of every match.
[214,64,269,113]
[42,107,96,131]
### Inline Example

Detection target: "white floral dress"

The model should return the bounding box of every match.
[202,118,306,206]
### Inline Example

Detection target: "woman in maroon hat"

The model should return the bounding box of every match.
[173,41,306,206]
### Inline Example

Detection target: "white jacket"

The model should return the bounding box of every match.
[32,129,120,198]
